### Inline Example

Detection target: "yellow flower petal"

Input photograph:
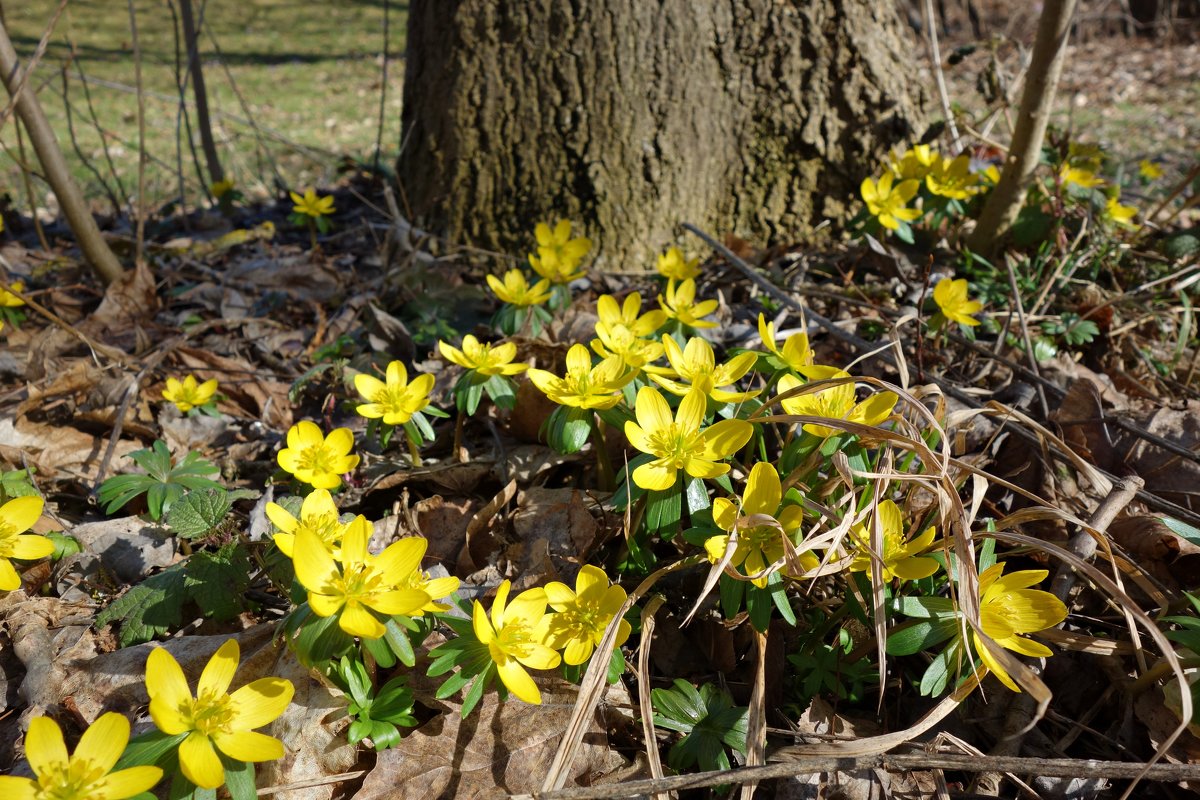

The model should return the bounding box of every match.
[213,729,285,763]
[24,716,68,779]
[0,776,36,800]
[197,639,240,698]
[73,712,129,774]
[228,678,294,729]
[179,732,225,790]
[496,656,541,704]
[1,496,43,534]
[146,648,193,735]
[100,766,163,798]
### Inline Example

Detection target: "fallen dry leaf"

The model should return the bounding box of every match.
[357,676,634,800]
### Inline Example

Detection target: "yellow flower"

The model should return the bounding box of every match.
[861,173,921,230]
[590,325,666,377]
[439,335,528,377]
[596,292,666,337]
[290,189,335,218]
[847,499,938,582]
[473,580,561,704]
[887,144,939,181]
[656,247,700,281]
[162,375,219,413]
[526,343,631,410]
[487,269,552,307]
[705,462,818,587]
[529,220,591,285]
[624,387,753,491]
[659,279,718,329]
[146,640,293,790]
[925,154,978,200]
[353,361,434,426]
[972,563,1067,692]
[542,565,631,665]
[0,713,162,800]
[650,335,759,404]
[266,489,348,558]
[0,496,53,592]
[397,565,461,614]
[0,279,27,307]
[293,515,431,638]
[757,313,814,372]
[210,179,235,199]
[1059,165,1104,189]
[276,421,360,490]
[777,367,897,439]
[1102,195,1138,228]
[1139,159,1164,181]
[933,278,983,327]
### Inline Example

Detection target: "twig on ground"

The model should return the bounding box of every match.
[921,0,962,152]
[1003,253,1050,418]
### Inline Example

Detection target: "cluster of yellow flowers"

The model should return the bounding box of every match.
[860,144,997,232]
[470,567,631,704]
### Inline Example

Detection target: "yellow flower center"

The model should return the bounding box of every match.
[648,423,696,469]
[495,621,537,660]
[555,600,606,639]
[373,384,416,415]
[36,758,109,800]
[0,523,18,557]
[296,443,339,476]
[336,562,388,604]
[187,689,235,736]
[298,512,343,547]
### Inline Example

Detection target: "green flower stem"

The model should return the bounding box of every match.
[308,218,318,251]
[404,429,423,467]
[591,416,614,492]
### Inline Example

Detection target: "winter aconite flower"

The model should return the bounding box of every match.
[473,580,561,704]
[354,361,434,426]
[650,335,760,404]
[624,387,753,491]
[526,343,631,410]
[1138,159,1164,181]
[0,713,162,800]
[1059,166,1103,190]
[888,144,939,181]
[1103,195,1138,228]
[266,489,348,558]
[528,220,591,285]
[542,565,631,665]
[659,279,718,329]
[0,496,53,592]
[925,154,978,200]
[439,335,528,378]
[932,278,983,327]
[146,640,293,790]
[847,499,939,582]
[705,462,818,587]
[162,375,219,414]
[293,515,430,638]
[973,563,1067,692]
[0,279,27,307]
[487,269,552,307]
[777,368,897,439]
[860,173,921,231]
[596,292,667,337]
[290,188,335,218]
[210,179,235,199]
[656,247,700,282]
[758,313,814,372]
[277,421,360,490]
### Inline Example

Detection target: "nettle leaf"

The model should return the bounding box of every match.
[95,565,189,647]
[184,544,251,621]
[0,467,38,502]
[168,489,256,540]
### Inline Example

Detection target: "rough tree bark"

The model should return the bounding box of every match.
[399,0,929,271]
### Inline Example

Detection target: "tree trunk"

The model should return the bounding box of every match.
[399,0,928,271]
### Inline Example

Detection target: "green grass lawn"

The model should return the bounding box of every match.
[2,0,405,212]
